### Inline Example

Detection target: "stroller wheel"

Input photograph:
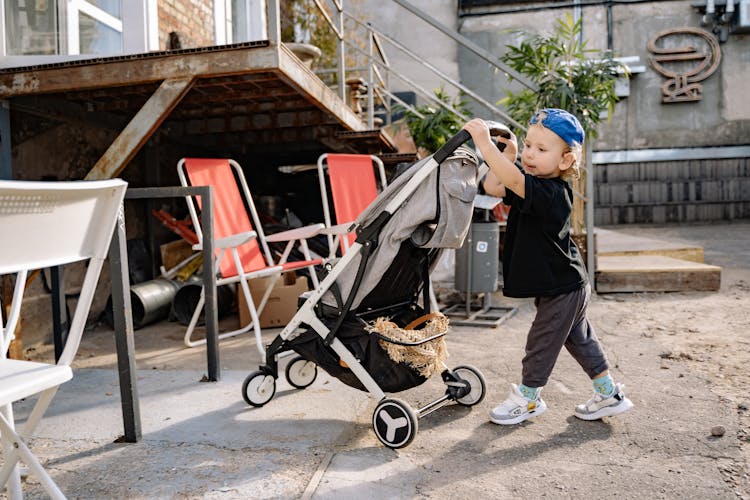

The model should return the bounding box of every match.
[285,356,318,389]
[242,370,276,407]
[452,365,487,407]
[372,398,418,449]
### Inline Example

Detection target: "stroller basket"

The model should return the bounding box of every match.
[288,305,446,393]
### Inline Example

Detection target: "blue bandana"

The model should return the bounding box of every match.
[529,108,584,146]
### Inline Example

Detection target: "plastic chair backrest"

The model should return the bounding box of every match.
[323,154,385,253]
[0,179,127,363]
[180,158,268,278]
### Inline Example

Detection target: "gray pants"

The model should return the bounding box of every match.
[521,284,609,388]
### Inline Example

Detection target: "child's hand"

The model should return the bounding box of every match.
[497,130,518,165]
[463,118,492,147]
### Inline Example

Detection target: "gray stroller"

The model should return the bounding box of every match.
[241,127,506,448]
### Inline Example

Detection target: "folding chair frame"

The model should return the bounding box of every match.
[178,158,322,356]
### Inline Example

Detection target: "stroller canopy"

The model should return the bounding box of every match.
[325,146,480,311]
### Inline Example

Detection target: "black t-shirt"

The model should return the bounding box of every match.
[501,174,587,298]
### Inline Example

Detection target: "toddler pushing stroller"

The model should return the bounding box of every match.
[241,127,506,448]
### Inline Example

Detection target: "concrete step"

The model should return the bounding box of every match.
[593,228,722,293]
[595,254,721,293]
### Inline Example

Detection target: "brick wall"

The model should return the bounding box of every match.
[158,0,215,50]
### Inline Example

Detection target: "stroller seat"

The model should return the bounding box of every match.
[241,128,499,449]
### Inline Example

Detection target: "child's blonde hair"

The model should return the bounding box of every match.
[560,143,583,181]
[528,108,585,181]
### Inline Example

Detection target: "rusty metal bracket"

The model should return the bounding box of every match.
[85,77,194,180]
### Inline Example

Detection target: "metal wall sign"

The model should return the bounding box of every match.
[647,27,721,103]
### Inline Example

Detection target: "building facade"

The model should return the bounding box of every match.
[354,0,750,224]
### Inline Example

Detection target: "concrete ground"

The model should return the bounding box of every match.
[4,222,750,499]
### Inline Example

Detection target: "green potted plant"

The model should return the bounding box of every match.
[498,14,624,263]
[398,87,471,158]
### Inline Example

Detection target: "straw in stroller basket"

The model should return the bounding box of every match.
[240,125,511,449]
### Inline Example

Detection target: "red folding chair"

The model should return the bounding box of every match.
[316,153,387,258]
[178,158,323,355]
[316,153,440,311]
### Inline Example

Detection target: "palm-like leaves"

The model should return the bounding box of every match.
[399,88,471,153]
[499,14,625,138]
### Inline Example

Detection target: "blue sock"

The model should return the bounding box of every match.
[593,374,615,396]
[518,384,540,400]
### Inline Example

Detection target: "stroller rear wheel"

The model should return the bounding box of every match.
[372,398,418,449]
[285,356,318,389]
[242,370,276,407]
[451,365,487,407]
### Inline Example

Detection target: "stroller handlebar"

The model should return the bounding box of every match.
[432,129,471,165]
[432,121,512,165]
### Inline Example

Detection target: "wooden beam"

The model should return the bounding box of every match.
[85,77,193,180]
[0,45,277,97]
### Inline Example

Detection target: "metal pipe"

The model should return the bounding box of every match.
[606,1,613,51]
[367,30,375,128]
[337,0,346,101]
[459,0,670,18]
[585,140,596,287]
[386,0,537,92]
[358,25,524,128]
[703,0,716,24]
[416,394,452,418]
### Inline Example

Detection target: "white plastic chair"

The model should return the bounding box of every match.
[0,178,127,500]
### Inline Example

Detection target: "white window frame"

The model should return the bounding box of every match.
[1,0,157,65]
[66,0,124,55]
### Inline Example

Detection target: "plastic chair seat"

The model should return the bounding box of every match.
[0,361,73,407]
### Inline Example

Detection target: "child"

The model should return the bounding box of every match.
[463,109,633,425]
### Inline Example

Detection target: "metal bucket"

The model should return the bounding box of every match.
[171,279,235,326]
[105,278,181,330]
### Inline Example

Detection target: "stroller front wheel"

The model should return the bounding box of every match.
[372,398,418,449]
[285,356,318,389]
[451,365,487,407]
[242,370,276,407]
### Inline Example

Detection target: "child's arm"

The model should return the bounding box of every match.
[482,169,506,197]
[464,119,525,198]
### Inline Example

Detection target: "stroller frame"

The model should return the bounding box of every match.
[241,130,496,448]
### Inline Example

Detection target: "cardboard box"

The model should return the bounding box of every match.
[238,273,308,328]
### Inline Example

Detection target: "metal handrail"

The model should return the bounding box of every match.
[267,0,593,278]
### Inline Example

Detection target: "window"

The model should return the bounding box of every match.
[3,0,60,55]
[230,0,267,43]
[1,0,157,63]
[69,0,123,55]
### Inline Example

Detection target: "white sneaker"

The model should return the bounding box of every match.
[489,384,547,425]
[574,383,633,420]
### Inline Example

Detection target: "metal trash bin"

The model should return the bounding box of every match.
[443,220,515,327]
[454,222,499,293]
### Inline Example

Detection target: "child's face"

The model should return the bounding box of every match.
[520,123,573,179]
